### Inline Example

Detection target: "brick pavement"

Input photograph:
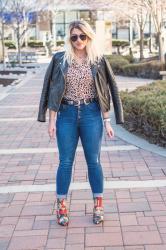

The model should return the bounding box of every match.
[0,64,166,249]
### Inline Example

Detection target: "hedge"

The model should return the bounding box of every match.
[120,80,166,147]
[106,55,164,79]
[4,40,16,49]
[56,41,65,46]
[112,39,130,47]
[27,40,44,47]
[135,39,149,46]
[4,40,44,48]
[122,61,163,79]
[105,54,130,74]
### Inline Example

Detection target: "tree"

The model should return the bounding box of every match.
[8,0,42,65]
[144,0,166,64]
[82,0,166,63]
[114,0,149,60]
[81,0,149,60]
[0,0,8,69]
[123,0,166,63]
[41,0,73,48]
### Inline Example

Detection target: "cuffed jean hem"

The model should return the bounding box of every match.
[93,193,103,198]
[56,194,67,199]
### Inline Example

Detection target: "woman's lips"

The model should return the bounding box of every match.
[76,43,83,46]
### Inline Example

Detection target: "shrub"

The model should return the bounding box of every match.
[123,54,134,63]
[120,80,166,147]
[27,40,44,47]
[135,39,149,46]
[122,61,163,79]
[105,54,130,74]
[56,40,65,46]
[112,39,130,47]
[4,40,16,49]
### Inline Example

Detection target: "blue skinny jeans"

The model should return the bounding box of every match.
[55,99,104,199]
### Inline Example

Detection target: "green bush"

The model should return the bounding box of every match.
[120,80,166,147]
[135,39,149,46]
[4,40,16,49]
[27,40,44,47]
[122,61,163,79]
[112,39,130,47]
[123,54,134,63]
[56,40,65,46]
[105,54,130,74]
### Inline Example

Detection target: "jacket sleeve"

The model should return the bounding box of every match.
[103,56,124,124]
[37,56,55,122]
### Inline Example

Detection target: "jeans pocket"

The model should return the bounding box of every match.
[87,101,100,112]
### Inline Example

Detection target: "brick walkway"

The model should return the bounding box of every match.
[0,64,166,250]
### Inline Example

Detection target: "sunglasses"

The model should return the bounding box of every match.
[70,34,87,42]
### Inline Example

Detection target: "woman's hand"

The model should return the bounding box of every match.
[104,122,114,139]
[48,120,56,140]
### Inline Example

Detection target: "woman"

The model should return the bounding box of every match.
[37,20,124,226]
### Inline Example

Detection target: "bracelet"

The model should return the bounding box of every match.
[103,118,111,122]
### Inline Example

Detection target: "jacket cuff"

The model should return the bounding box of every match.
[48,105,58,112]
[37,113,46,122]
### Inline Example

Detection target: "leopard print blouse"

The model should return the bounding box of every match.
[63,59,97,101]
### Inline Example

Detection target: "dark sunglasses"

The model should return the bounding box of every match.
[70,34,87,42]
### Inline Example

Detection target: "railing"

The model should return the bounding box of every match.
[7,52,38,63]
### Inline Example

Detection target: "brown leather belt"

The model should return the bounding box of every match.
[61,97,98,106]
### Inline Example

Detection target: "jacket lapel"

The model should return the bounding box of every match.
[91,63,98,79]
[59,56,69,78]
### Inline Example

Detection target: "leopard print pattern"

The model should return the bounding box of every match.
[63,59,97,101]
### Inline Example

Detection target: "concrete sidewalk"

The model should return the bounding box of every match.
[0,64,166,250]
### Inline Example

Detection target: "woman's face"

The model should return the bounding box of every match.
[70,28,88,51]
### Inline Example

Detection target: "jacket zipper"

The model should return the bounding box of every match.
[57,68,67,111]
[92,64,102,111]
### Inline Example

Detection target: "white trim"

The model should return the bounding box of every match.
[0,105,38,108]
[0,118,36,121]
[0,145,138,155]
[0,180,166,193]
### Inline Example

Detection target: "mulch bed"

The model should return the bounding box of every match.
[0,70,26,75]
[0,78,18,87]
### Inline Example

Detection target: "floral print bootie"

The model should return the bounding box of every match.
[56,198,69,226]
[93,197,104,224]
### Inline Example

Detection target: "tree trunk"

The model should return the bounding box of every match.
[149,14,152,54]
[2,22,6,70]
[158,32,165,65]
[17,23,22,66]
[140,27,144,61]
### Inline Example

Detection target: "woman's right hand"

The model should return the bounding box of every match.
[48,120,56,140]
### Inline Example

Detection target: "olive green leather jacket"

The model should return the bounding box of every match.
[37,51,124,124]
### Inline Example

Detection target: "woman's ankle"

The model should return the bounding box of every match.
[93,196,103,208]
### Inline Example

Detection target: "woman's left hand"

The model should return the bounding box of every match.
[104,122,114,139]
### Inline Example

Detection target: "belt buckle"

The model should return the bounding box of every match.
[84,99,89,105]
[75,100,80,106]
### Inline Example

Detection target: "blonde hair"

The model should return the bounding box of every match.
[64,20,103,65]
